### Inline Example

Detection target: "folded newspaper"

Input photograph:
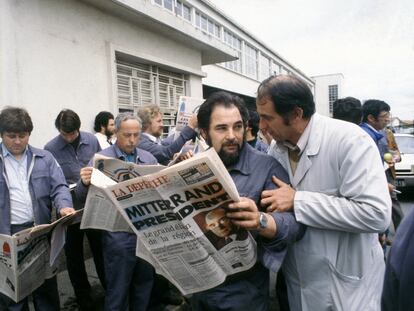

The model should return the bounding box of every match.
[81,148,257,294]
[0,211,82,302]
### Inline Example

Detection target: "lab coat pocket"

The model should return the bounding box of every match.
[328,261,366,311]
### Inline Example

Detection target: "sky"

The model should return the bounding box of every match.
[208,0,414,119]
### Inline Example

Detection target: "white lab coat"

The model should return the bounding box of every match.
[269,114,391,311]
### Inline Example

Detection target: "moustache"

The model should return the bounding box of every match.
[222,139,239,147]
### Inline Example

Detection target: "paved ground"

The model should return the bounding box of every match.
[56,256,280,311]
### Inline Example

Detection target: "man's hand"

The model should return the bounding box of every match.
[173,150,194,164]
[188,114,198,129]
[261,176,295,212]
[227,197,260,230]
[60,207,76,217]
[80,167,93,186]
[227,197,277,239]
[388,183,395,194]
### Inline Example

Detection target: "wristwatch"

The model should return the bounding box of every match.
[259,212,268,230]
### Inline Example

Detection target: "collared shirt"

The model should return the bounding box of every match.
[142,132,162,145]
[95,132,111,149]
[2,144,34,224]
[278,116,313,175]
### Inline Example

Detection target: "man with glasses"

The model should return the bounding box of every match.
[360,100,391,153]
[361,100,404,246]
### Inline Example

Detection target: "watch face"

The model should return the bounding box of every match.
[260,213,268,229]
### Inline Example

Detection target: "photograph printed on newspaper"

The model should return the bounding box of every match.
[84,148,257,294]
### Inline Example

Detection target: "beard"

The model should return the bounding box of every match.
[206,135,245,167]
[104,128,113,138]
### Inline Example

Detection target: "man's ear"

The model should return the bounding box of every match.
[367,114,376,124]
[292,107,304,121]
[200,129,207,140]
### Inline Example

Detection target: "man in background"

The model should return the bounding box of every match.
[0,106,75,310]
[332,97,362,125]
[77,112,157,311]
[361,100,403,237]
[45,109,105,310]
[137,104,198,165]
[94,111,115,149]
[246,110,269,153]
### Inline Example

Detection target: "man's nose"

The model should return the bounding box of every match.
[226,129,236,140]
[259,118,267,129]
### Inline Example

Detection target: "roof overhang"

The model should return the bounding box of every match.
[81,0,237,65]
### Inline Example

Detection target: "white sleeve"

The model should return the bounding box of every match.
[294,133,391,233]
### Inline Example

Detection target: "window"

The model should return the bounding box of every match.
[116,58,188,130]
[328,85,338,114]
[245,44,257,79]
[195,12,201,27]
[201,15,208,32]
[182,4,191,21]
[259,54,271,81]
[195,11,221,38]
[175,1,183,16]
[222,30,242,73]
[154,0,162,5]
[163,0,173,11]
[271,61,280,76]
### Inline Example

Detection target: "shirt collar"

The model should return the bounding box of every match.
[142,132,162,144]
[364,122,381,134]
[113,144,138,162]
[279,115,314,155]
[1,143,28,161]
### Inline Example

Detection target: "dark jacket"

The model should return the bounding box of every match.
[382,208,414,311]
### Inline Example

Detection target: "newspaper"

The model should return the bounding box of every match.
[0,211,82,302]
[82,148,257,294]
[174,96,204,140]
[80,155,166,232]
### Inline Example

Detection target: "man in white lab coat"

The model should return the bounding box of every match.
[256,75,391,311]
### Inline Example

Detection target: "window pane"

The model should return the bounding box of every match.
[154,0,162,5]
[164,0,173,11]
[195,12,200,27]
[201,15,208,31]
[183,5,191,21]
[208,20,214,34]
[245,44,257,79]
[175,1,182,16]
[214,24,220,38]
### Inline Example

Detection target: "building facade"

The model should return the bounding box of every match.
[312,73,344,117]
[0,0,313,146]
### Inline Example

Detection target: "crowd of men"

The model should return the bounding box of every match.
[0,74,411,311]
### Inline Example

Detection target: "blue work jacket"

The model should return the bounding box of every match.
[138,126,196,165]
[44,131,101,184]
[0,144,73,235]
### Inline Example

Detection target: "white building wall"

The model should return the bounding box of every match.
[0,0,204,146]
[202,65,259,97]
[312,74,344,116]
